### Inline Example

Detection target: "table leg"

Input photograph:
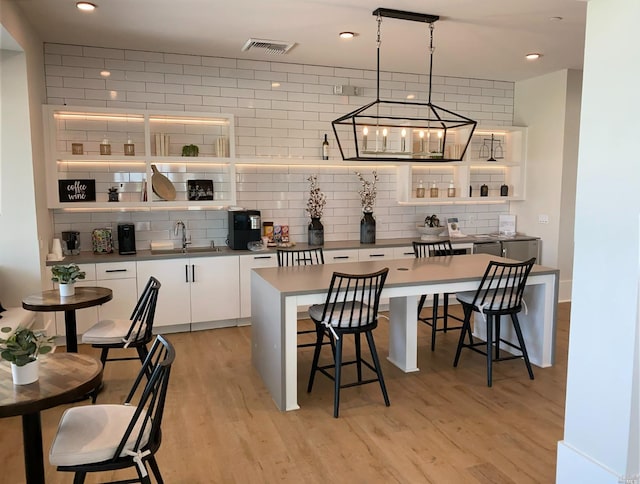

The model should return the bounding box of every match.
[64,309,78,352]
[22,412,45,484]
[387,296,420,372]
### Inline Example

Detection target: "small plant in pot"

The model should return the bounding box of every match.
[51,263,86,297]
[0,326,55,385]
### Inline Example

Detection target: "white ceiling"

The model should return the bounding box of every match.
[14,0,587,82]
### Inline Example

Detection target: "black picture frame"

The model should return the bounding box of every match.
[188,179,214,201]
[58,179,96,202]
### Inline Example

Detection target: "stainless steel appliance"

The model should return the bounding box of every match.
[473,237,540,263]
[61,231,80,255]
[228,210,261,250]
[117,223,136,255]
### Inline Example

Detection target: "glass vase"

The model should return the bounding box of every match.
[308,218,324,245]
[360,211,376,244]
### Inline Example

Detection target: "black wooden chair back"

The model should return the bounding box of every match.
[413,240,454,258]
[277,247,324,266]
[124,276,161,346]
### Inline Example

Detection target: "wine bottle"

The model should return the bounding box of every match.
[322,134,329,160]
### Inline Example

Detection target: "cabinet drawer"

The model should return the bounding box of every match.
[324,249,358,264]
[393,246,416,259]
[96,261,137,280]
[358,248,396,261]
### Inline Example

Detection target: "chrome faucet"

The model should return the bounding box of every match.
[174,220,191,252]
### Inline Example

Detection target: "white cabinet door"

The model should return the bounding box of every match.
[97,278,138,322]
[323,249,358,264]
[137,259,190,328]
[96,262,137,322]
[190,256,240,323]
[239,253,278,318]
[54,263,97,337]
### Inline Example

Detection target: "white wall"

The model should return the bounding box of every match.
[0,1,48,306]
[44,43,517,248]
[557,0,640,481]
[513,69,581,301]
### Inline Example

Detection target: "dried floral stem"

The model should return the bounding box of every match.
[355,170,378,212]
[306,174,326,219]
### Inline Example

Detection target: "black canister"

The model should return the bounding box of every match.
[500,184,509,196]
[480,184,489,197]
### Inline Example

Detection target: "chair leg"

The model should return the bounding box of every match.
[443,293,449,331]
[355,333,362,383]
[73,472,86,484]
[511,313,535,380]
[486,314,493,387]
[365,330,390,407]
[430,294,439,351]
[495,315,501,360]
[135,463,152,484]
[148,455,164,484]
[307,324,324,393]
[333,337,343,418]
[99,347,109,365]
[417,294,426,318]
[453,304,473,367]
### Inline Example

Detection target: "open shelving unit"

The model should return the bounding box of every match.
[43,105,236,210]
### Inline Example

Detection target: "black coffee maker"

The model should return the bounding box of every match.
[61,231,80,255]
[117,223,136,255]
[228,210,261,250]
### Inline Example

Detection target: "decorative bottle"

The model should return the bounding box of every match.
[500,184,509,196]
[447,181,456,198]
[416,180,425,198]
[480,184,489,197]
[100,137,111,156]
[430,182,439,198]
[322,134,329,160]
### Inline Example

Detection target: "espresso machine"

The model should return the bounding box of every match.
[228,210,261,250]
[61,231,80,255]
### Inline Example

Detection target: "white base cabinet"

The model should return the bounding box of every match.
[137,256,240,330]
[239,254,278,319]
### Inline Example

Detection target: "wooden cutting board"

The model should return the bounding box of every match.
[151,165,176,201]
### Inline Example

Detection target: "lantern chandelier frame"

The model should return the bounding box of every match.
[332,8,477,162]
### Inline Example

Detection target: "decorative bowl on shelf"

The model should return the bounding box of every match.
[417,224,445,239]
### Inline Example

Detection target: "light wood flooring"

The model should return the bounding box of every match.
[0,303,570,483]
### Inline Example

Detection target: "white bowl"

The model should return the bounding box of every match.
[416,225,445,237]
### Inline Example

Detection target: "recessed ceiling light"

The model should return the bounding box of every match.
[100,70,111,77]
[339,32,355,39]
[525,53,542,60]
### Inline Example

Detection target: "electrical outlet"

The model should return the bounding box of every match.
[538,214,549,224]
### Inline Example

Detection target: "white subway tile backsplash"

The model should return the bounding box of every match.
[47,43,514,245]
[164,53,202,65]
[62,56,105,68]
[145,62,183,74]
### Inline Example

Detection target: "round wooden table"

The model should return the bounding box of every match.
[0,353,103,484]
[22,286,113,352]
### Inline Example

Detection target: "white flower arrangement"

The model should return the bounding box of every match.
[355,170,379,213]
[306,174,326,219]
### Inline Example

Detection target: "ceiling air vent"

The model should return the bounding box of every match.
[241,38,296,55]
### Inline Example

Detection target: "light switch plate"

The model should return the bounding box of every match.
[538,214,549,224]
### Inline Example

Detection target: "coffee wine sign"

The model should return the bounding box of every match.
[58,179,96,202]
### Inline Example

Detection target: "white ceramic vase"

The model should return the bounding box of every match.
[11,359,39,385]
[59,282,75,297]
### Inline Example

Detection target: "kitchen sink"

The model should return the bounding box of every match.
[150,246,223,255]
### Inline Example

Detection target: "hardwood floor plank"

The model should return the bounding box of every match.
[0,303,570,483]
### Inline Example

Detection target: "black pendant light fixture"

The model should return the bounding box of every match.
[332,8,477,162]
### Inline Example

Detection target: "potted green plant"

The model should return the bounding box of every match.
[51,263,86,297]
[0,326,55,384]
